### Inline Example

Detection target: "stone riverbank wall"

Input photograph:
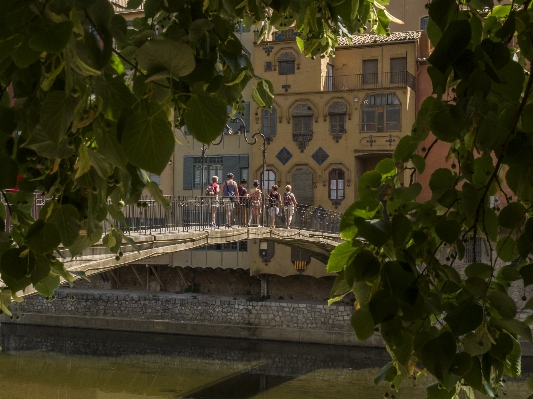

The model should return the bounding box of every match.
[1,288,382,347]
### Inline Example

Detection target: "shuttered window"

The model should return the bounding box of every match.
[292,104,313,152]
[263,108,277,138]
[278,51,296,75]
[292,167,313,206]
[183,155,249,190]
[363,59,378,85]
[390,57,407,85]
[328,102,347,135]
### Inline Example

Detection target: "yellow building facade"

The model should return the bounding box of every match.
[247,30,420,278]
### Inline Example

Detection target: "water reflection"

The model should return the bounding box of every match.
[0,324,530,398]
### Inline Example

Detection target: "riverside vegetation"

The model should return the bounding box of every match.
[0,0,533,397]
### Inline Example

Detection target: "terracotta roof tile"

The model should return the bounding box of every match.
[337,31,422,46]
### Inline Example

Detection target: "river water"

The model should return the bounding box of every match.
[0,324,530,399]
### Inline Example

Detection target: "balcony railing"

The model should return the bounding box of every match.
[322,71,416,92]
[111,0,143,11]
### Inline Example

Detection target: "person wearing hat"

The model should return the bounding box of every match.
[234,178,248,226]
[248,180,262,227]
[221,172,239,227]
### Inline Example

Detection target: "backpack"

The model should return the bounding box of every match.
[205,184,215,196]
[283,192,294,206]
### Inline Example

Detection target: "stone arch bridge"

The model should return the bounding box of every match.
[15,196,345,297]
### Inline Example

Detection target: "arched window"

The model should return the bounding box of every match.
[278,51,296,75]
[361,93,401,133]
[292,104,313,151]
[262,108,277,142]
[329,169,345,201]
[420,16,429,31]
[261,170,276,191]
[328,101,347,141]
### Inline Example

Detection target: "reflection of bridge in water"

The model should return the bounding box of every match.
[16,196,344,296]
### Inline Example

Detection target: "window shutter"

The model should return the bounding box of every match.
[363,60,378,85]
[291,167,313,206]
[183,156,194,190]
[239,154,249,168]
[222,155,240,182]
[390,58,406,73]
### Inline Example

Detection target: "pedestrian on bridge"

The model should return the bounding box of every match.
[283,185,297,229]
[208,176,220,228]
[269,185,281,228]
[248,180,262,227]
[235,179,248,226]
[222,173,239,227]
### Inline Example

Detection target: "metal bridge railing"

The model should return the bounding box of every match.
[2,194,343,237]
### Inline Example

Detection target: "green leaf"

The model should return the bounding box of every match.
[144,0,161,18]
[369,290,399,323]
[490,331,514,362]
[393,136,418,163]
[127,0,143,9]
[184,93,228,144]
[375,158,395,175]
[434,219,461,244]
[503,336,521,378]
[189,18,214,41]
[444,298,484,336]
[410,154,426,174]
[353,281,372,308]
[146,181,170,208]
[95,77,135,120]
[526,374,533,391]
[340,199,381,240]
[450,352,473,376]
[0,247,35,281]
[30,255,51,285]
[350,308,375,341]
[429,168,455,202]
[48,204,81,247]
[23,125,75,159]
[136,40,195,81]
[491,318,533,343]
[29,21,73,53]
[354,218,391,248]
[464,263,492,280]
[0,156,18,190]
[488,291,517,318]
[498,202,526,229]
[110,14,128,44]
[327,241,356,273]
[122,107,175,175]
[461,182,478,220]
[34,274,60,297]
[426,382,456,399]
[330,270,350,298]
[421,331,456,384]
[497,237,519,263]
[25,219,62,255]
[347,249,381,284]
[373,362,397,385]
[392,213,412,248]
[520,264,533,287]
[40,92,79,143]
[428,19,472,73]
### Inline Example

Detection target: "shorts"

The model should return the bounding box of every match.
[210,196,219,207]
[284,204,294,216]
[222,198,235,209]
[269,207,279,216]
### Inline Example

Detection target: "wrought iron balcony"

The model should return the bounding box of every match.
[322,71,416,92]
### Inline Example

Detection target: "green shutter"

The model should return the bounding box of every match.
[183,156,194,190]
[222,155,240,183]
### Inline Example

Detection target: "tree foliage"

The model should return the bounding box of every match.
[328,1,533,397]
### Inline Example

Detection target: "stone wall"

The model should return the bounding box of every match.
[5,288,371,346]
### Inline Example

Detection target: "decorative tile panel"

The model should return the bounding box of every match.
[276,147,292,165]
[312,147,329,165]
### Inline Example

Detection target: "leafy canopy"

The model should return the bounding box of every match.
[329,0,533,397]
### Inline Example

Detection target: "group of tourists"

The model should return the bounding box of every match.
[205,173,298,229]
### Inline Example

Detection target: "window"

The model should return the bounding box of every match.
[420,16,429,31]
[261,170,276,191]
[464,237,483,263]
[363,59,378,85]
[329,169,345,201]
[193,241,248,252]
[240,168,248,183]
[328,102,347,140]
[193,156,223,189]
[361,93,401,132]
[326,64,334,91]
[265,62,272,72]
[390,57,407,85]
[278,51,296,75]
[262,108,277,139]
[292,104,313,151]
